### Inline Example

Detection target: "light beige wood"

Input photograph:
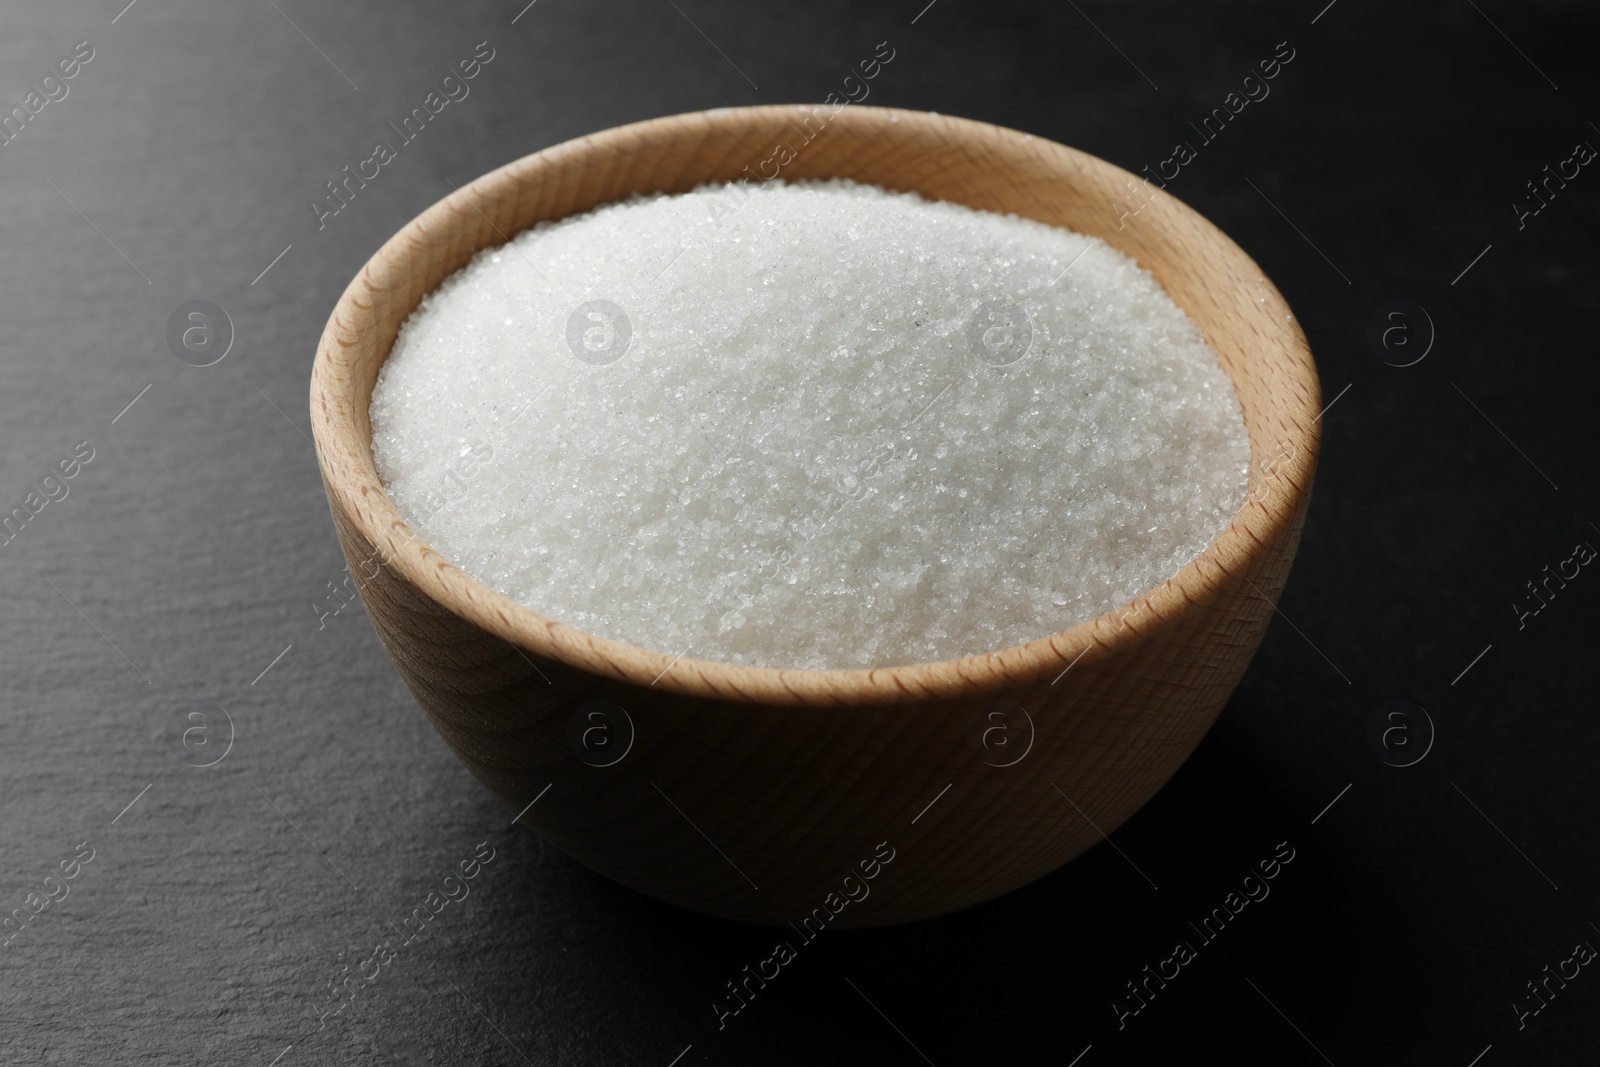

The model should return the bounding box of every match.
[310,105,1319,927]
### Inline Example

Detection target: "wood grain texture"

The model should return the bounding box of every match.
[309,105,1320,927]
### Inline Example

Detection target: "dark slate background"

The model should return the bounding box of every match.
[1,0,1596,1063]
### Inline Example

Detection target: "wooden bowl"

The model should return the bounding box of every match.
[310,105,1319,927]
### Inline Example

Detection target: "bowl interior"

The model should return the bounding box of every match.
[311,104,1319,706]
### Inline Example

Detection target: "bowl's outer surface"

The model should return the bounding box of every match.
[311,105,1319,926]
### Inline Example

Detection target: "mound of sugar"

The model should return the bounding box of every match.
[369,179,1250,670]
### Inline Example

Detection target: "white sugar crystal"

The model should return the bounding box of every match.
[369,180,1250,670]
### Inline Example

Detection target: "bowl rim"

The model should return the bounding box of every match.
[311,103,1319,707]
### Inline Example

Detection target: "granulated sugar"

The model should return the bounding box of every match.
[369,179,1250,670]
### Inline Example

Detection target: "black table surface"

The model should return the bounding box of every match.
[2,1,1596,1063]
